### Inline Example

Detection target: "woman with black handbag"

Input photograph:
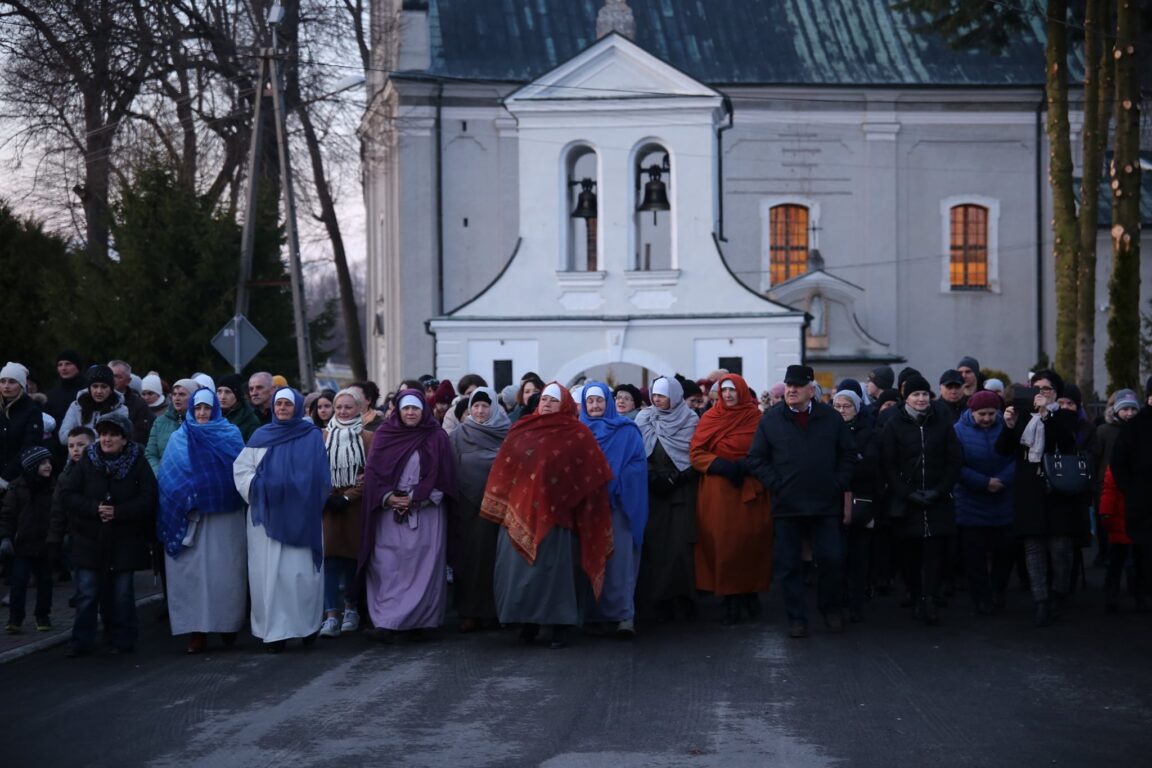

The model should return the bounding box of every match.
[833,390,881,623]
[997,370,1093,627]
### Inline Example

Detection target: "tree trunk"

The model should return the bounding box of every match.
[1104,0,1143,391]
[1074,0,1113,397]
[298,106,369,381]
[1045,0,1080,378]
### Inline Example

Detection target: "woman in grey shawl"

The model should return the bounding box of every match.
[634,376,700,621]
[448,387,511,631]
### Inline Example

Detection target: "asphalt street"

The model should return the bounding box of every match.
[1,582,1149,768]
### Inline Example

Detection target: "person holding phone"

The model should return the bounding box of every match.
[997,370,1090,627]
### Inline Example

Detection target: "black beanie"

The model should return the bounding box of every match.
[218,373,246,401]
[86,364,115,388]
[57,349,82,368]
[902,375,933,399]
[868,366,895,391]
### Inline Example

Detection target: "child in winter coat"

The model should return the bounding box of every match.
[1,446,57,632]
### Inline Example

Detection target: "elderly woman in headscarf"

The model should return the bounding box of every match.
[360,388,456,641]
[317,388,374,638]
[634,375,700,622]
[579,381,648,638]
[689,374,773,625]
[158,389,247,654]
[146,377,200,475]
[233,388,331,652]
[447,387,511,632]
[481,382,614,649]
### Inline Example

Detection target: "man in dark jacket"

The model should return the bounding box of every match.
[746,364,857,638]
[1,362,45,493]
[43,350,84,427]
[108,360,155,444]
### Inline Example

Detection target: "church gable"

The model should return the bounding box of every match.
[507,33,721,107]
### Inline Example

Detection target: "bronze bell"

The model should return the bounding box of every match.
[571,178,598,219]
[637,164,670,213]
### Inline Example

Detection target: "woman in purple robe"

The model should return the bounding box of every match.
[360,389,456,640]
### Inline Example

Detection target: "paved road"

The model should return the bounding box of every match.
[2,584,1149,768]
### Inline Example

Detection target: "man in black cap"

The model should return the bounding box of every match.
[746,363,857,638]
[937,369,967,424]
[865,366,895,401]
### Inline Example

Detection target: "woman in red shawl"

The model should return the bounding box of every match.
[480,382,613,649]
[689,374,772,624]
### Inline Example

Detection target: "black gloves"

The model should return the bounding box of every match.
[906,489,941,508]
[327,494,351,514]
[708,458,746,488]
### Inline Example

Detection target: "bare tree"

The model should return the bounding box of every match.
[0,1,158,260]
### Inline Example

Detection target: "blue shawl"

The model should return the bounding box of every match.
[247,388,331,569]
[579,381,649,550]
[157,389,245,557]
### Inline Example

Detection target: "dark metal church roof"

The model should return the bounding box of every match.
[421,0,1068,87]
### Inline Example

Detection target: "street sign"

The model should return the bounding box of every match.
[212,314,268,372]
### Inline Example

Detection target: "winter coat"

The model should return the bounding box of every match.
[145,404,184,476]
[846,417,882,501]
[1094,421,1124,503]
[880,404,963,539]
[1110,407,1152,546]
[953,409,1015,527]
[746,401,856,518]
[996,408,1092,541]
[57,443,157,571]
[121,388,156,445]
[0,472,55,557]
[1,392,44,484]
[58,389,128,446]
[43,375,84,424]
[1098,466,1130,546]
[223,401,262,442]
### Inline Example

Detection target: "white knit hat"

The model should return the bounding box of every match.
[141,373,164,398]
[0,361,28,390]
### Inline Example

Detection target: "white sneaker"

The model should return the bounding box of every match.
[319,616,340,638]
[340,609,360,633]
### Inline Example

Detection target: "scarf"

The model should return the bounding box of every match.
[359,389,457,568]
[450,387,511,506]
[634,376,698,471]
[157,390,245,557]
[325,414,365,489]
[86,441,140,482]
[1020,411,1047,464]
[904,403,930,424]
[579,381,650,551]
[246,389,332,568]
[480,383,614,598]
[690,374,761,461]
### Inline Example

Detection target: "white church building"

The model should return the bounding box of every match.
[361,0,1149,394]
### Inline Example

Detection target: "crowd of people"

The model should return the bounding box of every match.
[1,350,1150,656]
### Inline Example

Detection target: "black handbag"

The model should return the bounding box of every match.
[1041,450,1092,495]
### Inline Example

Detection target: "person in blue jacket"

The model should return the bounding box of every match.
[953,390,1016,615]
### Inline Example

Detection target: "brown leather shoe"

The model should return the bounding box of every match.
[186,632,208,654]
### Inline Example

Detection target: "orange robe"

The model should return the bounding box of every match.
[689,375,773,595]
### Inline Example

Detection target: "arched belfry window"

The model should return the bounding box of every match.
[565,146,599,271]
[634,144,671,271]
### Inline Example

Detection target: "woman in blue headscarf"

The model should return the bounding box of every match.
[234,388,332,652]
[158,389,246,654]
[579,381,648,638]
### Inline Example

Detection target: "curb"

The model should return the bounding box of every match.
[0,593,164,665]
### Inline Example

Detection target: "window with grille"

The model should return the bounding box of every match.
[769,204,809,285]
[949,204,989,290]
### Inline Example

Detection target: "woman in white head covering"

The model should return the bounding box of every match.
[634,376,700,621]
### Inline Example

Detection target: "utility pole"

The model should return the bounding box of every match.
[235,2,313,390]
